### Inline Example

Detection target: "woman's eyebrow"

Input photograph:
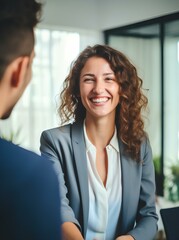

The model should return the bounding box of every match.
[103,73,114,76]
[81,72,114,77]
[81,73,95,77]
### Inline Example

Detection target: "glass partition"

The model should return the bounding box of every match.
[104,12,179,198]
[164,19,179,201]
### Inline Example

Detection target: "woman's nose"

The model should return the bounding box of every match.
[92,80,104,94]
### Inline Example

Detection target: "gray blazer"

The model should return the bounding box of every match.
[40,121,158,240]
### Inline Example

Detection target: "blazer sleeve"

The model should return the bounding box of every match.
[40,129,81,229]
[128,137,158,240]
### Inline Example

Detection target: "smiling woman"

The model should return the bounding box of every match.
[40,44,158,240]
[79,57,120,121]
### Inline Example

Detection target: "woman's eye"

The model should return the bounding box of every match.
[84,78,94,82]
[106,77,114,81]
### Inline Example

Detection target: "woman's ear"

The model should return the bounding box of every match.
[11,56,29,88]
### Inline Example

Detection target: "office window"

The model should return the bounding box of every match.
[0,28,80,153]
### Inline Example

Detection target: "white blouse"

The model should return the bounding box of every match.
[83,123,122,240]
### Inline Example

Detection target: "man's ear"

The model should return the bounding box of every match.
[11,57,29,88]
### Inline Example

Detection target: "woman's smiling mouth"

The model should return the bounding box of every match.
[90,97,109,103]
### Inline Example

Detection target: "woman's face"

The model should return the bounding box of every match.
[79,57,120,121]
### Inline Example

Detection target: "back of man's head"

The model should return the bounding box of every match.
[0,0,42,79]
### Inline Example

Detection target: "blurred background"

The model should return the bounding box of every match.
[0,0,179,206]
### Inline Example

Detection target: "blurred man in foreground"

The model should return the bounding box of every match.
[0,0,61,239]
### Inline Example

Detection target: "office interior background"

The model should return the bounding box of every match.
[0,0,179,201]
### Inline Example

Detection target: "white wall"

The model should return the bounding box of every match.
[41,0,179,30]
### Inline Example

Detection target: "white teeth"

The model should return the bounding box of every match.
[91,97,108,103]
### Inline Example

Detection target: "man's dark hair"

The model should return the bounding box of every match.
[0,0,42,79]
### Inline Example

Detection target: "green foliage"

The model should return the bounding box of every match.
[166,161,179,202]
[153,156,161,174]
[171,163,179,181]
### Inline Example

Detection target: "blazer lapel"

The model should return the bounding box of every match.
[71,121,89,236]
[118,140,135,234]
[118,139,142,236]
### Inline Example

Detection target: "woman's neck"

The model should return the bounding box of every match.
[85,116,115,149]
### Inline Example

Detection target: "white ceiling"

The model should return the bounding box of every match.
[41,0,179,30]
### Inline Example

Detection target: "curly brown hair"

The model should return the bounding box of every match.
[59,44,148,161]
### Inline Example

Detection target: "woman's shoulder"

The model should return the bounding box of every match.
[140,133,152,159]
[141,132,151,147]
[41,121,84,147]
[42,123,72,137]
